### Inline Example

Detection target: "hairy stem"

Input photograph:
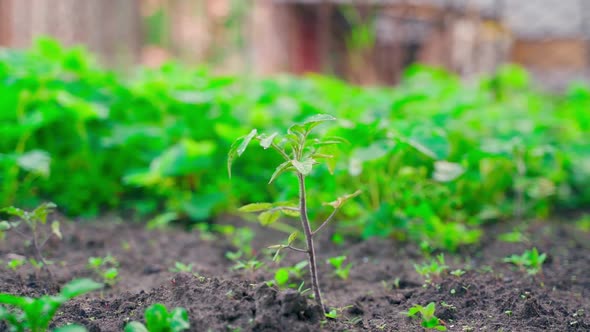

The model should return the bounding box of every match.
[271,143,291,161]
[297,173,325,311]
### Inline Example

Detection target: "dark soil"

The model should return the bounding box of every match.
[0,214,588,331]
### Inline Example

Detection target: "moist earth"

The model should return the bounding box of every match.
[0,215,588,331]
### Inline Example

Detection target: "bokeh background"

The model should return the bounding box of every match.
[1,0,589,89]
[1,1,589,248]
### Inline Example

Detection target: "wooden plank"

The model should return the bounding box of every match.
[510,38,587,69]
[11,0,32,48]
[0,0,11,45]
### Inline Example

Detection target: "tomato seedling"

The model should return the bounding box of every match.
[228,114,361,312]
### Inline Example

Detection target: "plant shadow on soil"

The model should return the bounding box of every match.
[0,214,589,332]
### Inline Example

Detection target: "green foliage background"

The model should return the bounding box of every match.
[1,38,588,251]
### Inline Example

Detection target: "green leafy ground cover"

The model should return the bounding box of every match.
[1,38,589,252]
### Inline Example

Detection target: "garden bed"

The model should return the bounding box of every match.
[1,214,588,331]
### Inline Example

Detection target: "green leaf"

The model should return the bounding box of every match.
[238,203,273,213]
[280,208,300,218]
[17,150,51,177]
[348,140,394,176]
[0,294,30,308]
[169,307,190,331]
[269,160,293,184]
[313,136,348,146]
[238,129,258,156]
[432,161,464,182]
[0,305,22,329]
[291,158,315,176]
[423,302,436,317]
[1,206,26,219]
[122,169,162,187]
[324,190,362,209]
[87,257,102,268]
[422,317,442,328]
[124,321,149,332]
[182,192,224,221]
[327,256,346,269]
[0,221,12,231]
[274,268,290,286]
[31,202,57,224]
[145,304,169,331]
[320,145,339,174]
[287,231,299,245]
[60,279,103,299]
[228,129,258,178]
[325,309,338,319]
[258,210,281,226]
[35,37,63,58]
[301,113,337,124]
[406,306,421,317]
[154,139,216,177]
[288,114,336,138]
[51,221,62,240]
[259,133,278,149]
[53,324,89,332]
[404,126,449,160]
[104,268,118,280]
[147,212,178,230]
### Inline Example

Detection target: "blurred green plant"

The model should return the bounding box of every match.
[503,247,547,275]
[326,255,353,280]
[0,202,61,280]
[87,255,120,287]
[404,302,446,331]
[415,254,449,284]
[272,260,308,289]
[124,303,190,332]
[1,38,589,254]
[0,278,102,332]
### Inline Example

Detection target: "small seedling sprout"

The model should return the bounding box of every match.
[170,262,194,273]
[124,303,190,332]
[503,247,546,275]
[0,278,102,331]
[0,203,61,280]
[327,255,353,280]
[404,302,446,331]
[226,251,265,273]
[271,260,309,288]
[87,255,120,286]
[7,258,26,271]
[415,254,449,283]
[450,269,466,277]
[228,114,361,312]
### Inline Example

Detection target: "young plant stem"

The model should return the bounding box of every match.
[297,173,325,311]
[31,224,53,281]
[312,207,338,236]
